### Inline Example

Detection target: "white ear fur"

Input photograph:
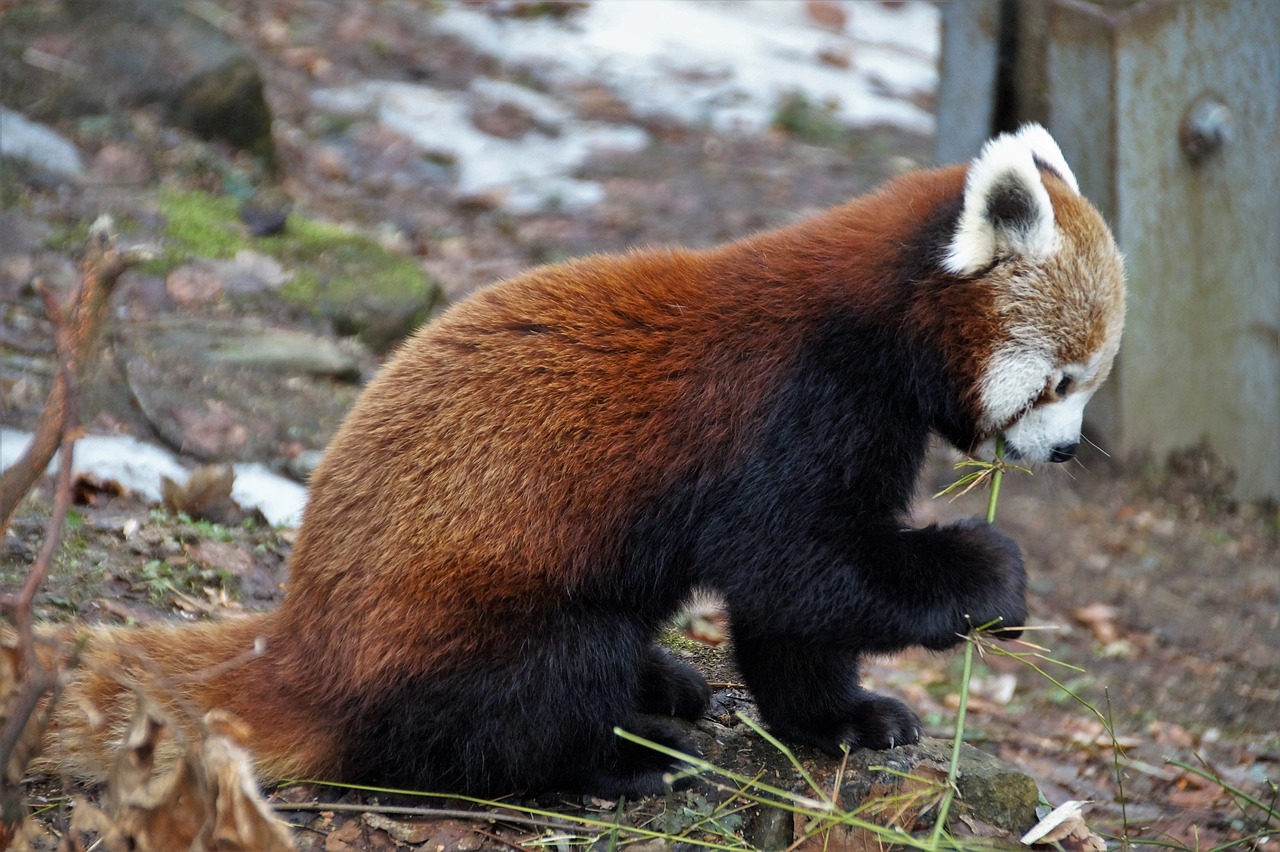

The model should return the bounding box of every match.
[942,123,1078,276]
[1012,123,1078,193]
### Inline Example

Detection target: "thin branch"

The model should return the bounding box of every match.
[0,218,147,539]
[0,279,78,834]
[0,219,145,829]
[9,319,78,678]
[272,801,601,834]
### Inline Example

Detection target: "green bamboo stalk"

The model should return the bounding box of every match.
[930,437,1006,844]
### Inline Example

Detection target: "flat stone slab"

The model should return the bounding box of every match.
[115,318,371,464]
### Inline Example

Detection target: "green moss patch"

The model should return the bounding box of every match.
[157,189,442,349]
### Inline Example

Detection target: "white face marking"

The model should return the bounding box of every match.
[992,354,1106,463]
[979,345,1052,430]
[1004,389,1094,463]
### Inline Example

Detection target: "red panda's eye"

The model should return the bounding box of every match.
[1055,375,1073,396]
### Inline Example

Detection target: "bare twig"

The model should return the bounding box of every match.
[0,219,143,836]
[7,304,78,679]
[272,801,589,834]
[0,217,145,539]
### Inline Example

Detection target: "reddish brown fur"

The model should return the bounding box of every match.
[35,160,1110,786]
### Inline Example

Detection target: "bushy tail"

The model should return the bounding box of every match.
[30,613,338,784]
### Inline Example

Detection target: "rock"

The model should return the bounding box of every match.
[90,143,151,184]
[168,54,273,153]
[749,803,794,851]
[836,738,1039,834]
[116,318,371,463]
[166,252,293,307]
[239,192,292,238]
[166,262,224,307]
[311,78,649,214]
[0,0,273,155]
[696,724,1040,845]
[156,190,443,352]
[203,328,363,380]
[0,108,83,176]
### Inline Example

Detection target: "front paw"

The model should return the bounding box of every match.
[944,518,1027,641]
[783,693,923,756]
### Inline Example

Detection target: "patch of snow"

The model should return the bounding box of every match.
[313,79,648,213]
[429,0,937,134]
[0,108,84,176]
[229,463,307,528]
[312,1,937,213]
[0,430,306,528]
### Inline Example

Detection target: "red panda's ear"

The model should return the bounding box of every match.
[942,124,1079,276]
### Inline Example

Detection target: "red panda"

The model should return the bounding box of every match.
[34,124,1125,797]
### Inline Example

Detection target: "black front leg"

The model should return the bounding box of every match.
[718,517,1026,654]
[881,518,1028,649]
[637,644,711,720]
[711,517,1025,754]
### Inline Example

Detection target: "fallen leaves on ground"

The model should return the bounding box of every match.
[0,643,55,849]
[68,700,294,851]
[1021,800,1106,852]
[161,465,243,524]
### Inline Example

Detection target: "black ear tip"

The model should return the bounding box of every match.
[985,178,1038,230]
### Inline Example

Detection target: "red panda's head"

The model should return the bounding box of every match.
[943,124,1126,464]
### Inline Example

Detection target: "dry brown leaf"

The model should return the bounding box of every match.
[323,819,365,851]
[161,465,240,523]
[1071,603,1120,644]
[187,541,256,578]
[70,699,294,851]
[1148,720,1196,750]
[793,820,884,852]
[1021,801,1105,852]
[0,643,53,795]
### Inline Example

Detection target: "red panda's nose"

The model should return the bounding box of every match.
[1049,443,1079,463]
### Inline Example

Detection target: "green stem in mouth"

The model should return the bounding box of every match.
[985,436,1006,524]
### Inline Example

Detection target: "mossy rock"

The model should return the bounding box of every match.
[695,726,1040,848]
[158,190,443,350]
[1,0,274,157]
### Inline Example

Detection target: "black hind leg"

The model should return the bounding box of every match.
[582,715,702,799]
[583,646,708,797]
[638,644,710,720]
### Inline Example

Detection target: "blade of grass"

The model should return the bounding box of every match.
[610,728,831,813]
[1167,758,1279,819]
[280,779,746,851]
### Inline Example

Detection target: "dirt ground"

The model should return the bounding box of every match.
[1,1,1277,849]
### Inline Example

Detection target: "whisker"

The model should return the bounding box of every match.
[1081,432,1112,458]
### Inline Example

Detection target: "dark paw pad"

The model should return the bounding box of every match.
[639,646,712,720]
